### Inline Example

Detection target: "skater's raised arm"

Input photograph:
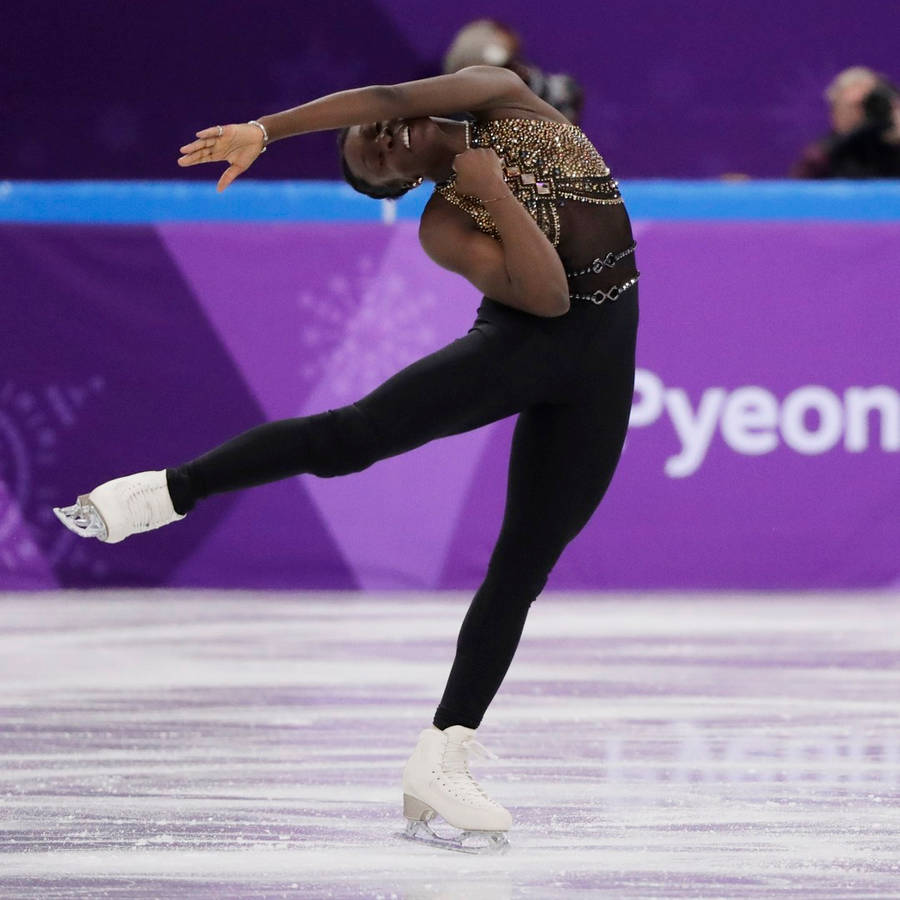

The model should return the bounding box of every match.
[178,67,539,192]
[260,66,532,140]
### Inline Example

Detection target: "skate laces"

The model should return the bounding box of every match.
[441,736,501,806]
[115,475,182,530]
[443,737,497,770]
[461,738,498,762]
[124,483,168,529]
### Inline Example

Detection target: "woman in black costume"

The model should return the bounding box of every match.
[55,66,639,851]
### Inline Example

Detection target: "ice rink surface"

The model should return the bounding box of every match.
[2,590,900,899]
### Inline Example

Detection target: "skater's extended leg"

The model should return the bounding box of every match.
[166,318,554,515]
[56,314,559,541]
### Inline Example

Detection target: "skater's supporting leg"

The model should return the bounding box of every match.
[434,347,635,730]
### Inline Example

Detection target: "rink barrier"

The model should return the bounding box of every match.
[3,181,898,590]
[3,179,900,222]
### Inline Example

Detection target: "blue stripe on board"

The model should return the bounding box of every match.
[3,179,900,222]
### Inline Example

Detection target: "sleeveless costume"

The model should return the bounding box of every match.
[436,118,639,303]
[166,118,639,731]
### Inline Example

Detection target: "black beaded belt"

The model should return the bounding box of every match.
[569,273,639,305]
[565,243,636,279]
[566,243,638,305]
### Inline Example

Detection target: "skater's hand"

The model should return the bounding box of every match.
[178,123,266,193]
[452,148,508,202]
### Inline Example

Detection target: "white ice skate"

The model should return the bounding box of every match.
[401,725,511,854]
[52,470,184,544]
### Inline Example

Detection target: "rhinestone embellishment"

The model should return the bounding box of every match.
[435,118,624,247]
[570,274,640,305]
[565,243,637,279]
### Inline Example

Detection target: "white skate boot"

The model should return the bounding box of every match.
[52,470,184,543]
[401,725,511,853]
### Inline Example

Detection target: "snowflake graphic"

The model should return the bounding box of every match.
[296,254,439,402]
[0,377,107,578]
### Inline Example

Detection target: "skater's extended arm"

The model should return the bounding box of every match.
[419,150,569,318]
[258,66,535,141]
[178,67,544,192]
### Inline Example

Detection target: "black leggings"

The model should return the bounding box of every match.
[167,289,638,729]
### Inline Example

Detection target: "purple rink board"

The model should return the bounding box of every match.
[1,220,898,591]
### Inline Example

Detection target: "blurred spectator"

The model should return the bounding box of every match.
[791,66,900,178]
[443,19,584,125]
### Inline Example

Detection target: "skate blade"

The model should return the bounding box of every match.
[52,495,109,541]
[401,818,510,855]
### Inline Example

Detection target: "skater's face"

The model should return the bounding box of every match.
[342,117,437,195]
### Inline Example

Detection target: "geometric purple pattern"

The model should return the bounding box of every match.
[2,222,899,590]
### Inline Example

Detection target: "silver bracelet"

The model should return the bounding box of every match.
[247,119,269,153]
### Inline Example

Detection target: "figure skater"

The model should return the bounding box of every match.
[54,65,639,852]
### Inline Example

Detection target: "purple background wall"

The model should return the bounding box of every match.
[2,219,898,591]
[3,0,897,181]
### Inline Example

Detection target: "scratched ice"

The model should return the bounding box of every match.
[2,591,900,898]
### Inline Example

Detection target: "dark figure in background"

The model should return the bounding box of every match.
[792,66,900,178]
[443,19,584,125]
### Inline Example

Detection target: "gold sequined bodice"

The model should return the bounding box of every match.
[434,118,623,247]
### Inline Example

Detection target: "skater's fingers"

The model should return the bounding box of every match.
[217,163,245,193]
[177,150,207,167]
[177,151,220,167]
[194,125,230,140]
[178,137,221,165]
[179,138,214,155]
